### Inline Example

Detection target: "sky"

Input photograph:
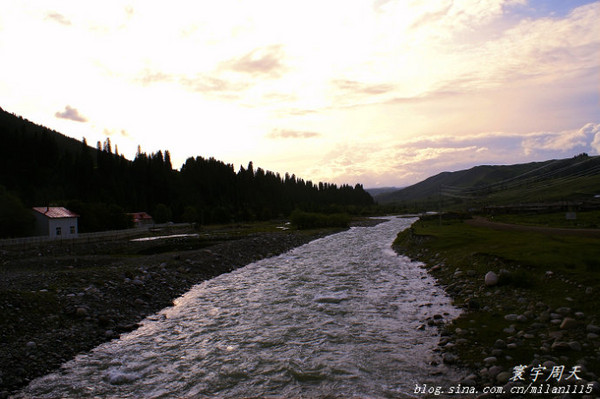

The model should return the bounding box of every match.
[1,0,599,188]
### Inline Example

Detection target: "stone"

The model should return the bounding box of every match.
[485,271,498,286]
[496,371,511,384]
[587,324,600,334]
[568,341,582,351]
[551,341,571,351]
[25,341,36,349]
[494,339,507,349]
[504,314,519,321]
[75,307,88,317]
[503,326,516,334]
[560,317,578,329]
[542,360,557,368]
[555,307,571,315]
[442,353,458,364]
[488,366,502,378]
[484,356,497,365]
[516,315,528,323]
[461,377,477,386]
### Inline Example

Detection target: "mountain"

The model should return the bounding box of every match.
[0,107,373,237]
[374,154,600,208]
[365,187,403,197]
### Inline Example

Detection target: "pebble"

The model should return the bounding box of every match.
[75,307,88,317]
[442,353,459,364]
[484,271,498,286]
[568,341,582,351]
[496,371,511,384]
[587,324,600,334]
[483,356,497,365]
[516,314,528,322]
[555,307,571,315]
[560,317,578,329]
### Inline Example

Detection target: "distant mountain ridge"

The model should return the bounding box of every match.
[365,187,402,197]
[375,154,600,207]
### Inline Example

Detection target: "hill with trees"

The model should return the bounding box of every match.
[374,154,600,211]
[0,107,373,238]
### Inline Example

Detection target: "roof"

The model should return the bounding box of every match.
[127,212,153,221]
[33,207,79,219]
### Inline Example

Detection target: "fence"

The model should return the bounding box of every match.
[0,223,192,248]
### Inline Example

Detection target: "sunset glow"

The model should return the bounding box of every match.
[1,0,598,187]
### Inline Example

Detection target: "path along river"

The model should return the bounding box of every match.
[16,217,463,398]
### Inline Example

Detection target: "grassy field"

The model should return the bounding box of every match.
[394,213,600,386]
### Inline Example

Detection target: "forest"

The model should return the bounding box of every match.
[0,107,374,237]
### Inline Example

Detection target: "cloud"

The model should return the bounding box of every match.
[137,70,173,86]
[180,74,249,97]
[522,123,600,156]
[45,12,71,26]
[54,105,87,122]
[267,129,322,139]
[333,79,395,95]
[304,123,600,187]
[221,45,287,78]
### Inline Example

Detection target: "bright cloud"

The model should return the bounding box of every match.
[0,0,598,188]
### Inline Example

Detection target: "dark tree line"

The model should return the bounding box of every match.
[0,108,373,236]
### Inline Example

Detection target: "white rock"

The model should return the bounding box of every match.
[484,271,498,286]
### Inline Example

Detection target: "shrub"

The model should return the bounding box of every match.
[290,210,350,229]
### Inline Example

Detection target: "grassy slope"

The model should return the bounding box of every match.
[376,155,600,208]
[394,214,600,385]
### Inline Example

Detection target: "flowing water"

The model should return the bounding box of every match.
[17,217,462,398]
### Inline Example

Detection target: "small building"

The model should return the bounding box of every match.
[32,207,79,239]
[128,212,154,227]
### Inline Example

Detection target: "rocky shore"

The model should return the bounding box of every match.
[394,227,600,398]
[0,225,337,397]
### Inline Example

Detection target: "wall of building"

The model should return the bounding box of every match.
[47,218,78,238]
[33,212,50,237]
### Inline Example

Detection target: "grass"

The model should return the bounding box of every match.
[490,210,600,229]
[406,215,600,285]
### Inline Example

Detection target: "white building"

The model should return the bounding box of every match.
[32,207,79,239]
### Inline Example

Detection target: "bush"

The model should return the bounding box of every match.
[290,210,350,229]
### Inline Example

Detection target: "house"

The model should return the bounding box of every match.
[32,207,79,238]
[128,212,154,227]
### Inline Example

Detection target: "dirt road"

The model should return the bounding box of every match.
[466,216,600,238]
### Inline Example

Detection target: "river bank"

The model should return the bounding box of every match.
[394,214,600,398]
[0,223,344,397]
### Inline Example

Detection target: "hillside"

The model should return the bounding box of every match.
[0,107,373,238]
[375,154,600,210]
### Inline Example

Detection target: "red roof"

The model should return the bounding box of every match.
[128,212,153,222]
[33,207,79,219]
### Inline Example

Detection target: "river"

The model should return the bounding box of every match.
[16,216,462,398]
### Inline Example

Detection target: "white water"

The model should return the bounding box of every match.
[17,217,462,398]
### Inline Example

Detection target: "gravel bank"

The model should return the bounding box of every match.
[0,227,337,397]
[394,227,600,398]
